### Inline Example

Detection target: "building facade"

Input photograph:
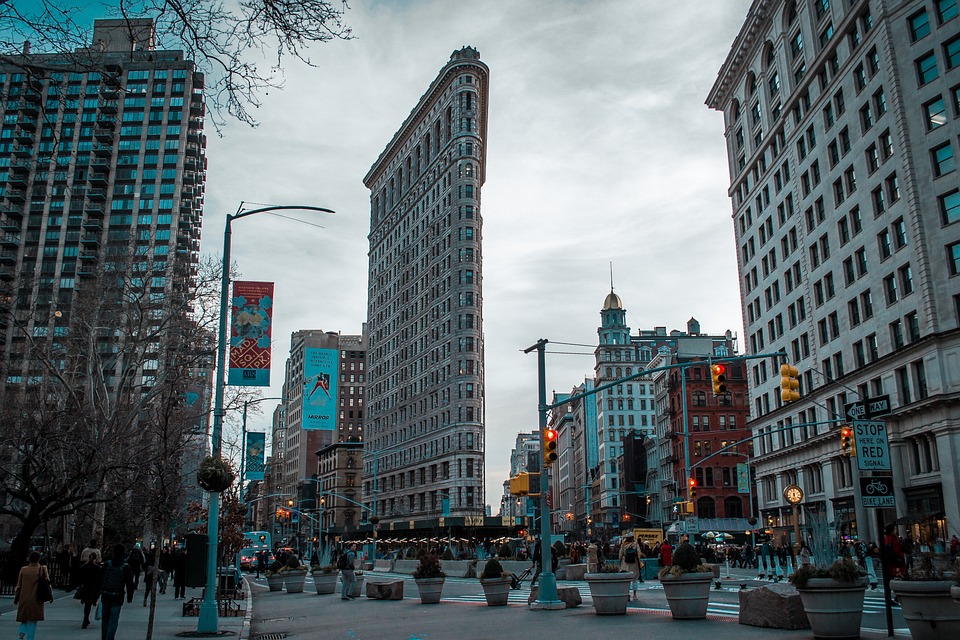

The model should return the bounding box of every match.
[708,0,960,547]
[0,19,207,543]
[362,47,489,524]
[276,329,367,518]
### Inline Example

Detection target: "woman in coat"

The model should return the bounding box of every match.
[74,551,102,628]
[618,533,644,600]
[15,550,48,640]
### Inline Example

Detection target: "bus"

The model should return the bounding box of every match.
[239,531,272,570]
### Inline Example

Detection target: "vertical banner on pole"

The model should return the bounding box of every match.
[228,281,274,386]
[736,463,751,494]
[302,347,338,430]
[245,432,266,480]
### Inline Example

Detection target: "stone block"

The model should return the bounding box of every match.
[527,585,582,608]
[739,584,810,630]
[366,579,404,600]
[565,564,587,581]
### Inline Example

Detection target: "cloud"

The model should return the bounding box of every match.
[202,0,753,510]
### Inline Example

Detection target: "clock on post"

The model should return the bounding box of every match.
[783,484,804,505]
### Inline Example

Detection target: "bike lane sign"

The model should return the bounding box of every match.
[859,476,895,508]
[852,420,891,470]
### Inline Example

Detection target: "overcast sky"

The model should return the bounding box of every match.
[195,0,755,508]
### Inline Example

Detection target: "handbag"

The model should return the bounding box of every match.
[36,567,54,603]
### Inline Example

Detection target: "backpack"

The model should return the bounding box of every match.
[624,545,638,564]
[337,552,352,570]
[101,561,126,596]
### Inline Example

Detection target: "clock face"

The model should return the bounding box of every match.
[784,484,804,504]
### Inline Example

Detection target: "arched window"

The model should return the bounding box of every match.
[787,1,798,26]
[763,41,776,69]
[696,497,716,518]
[747,71,758,96]
[724,496,744,518]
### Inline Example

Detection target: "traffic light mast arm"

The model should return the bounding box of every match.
[687,418,849,469]
[543,351,789,411]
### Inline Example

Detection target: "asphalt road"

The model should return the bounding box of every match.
[244,568,908,640]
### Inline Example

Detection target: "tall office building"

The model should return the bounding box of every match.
[277,329,367,502]
[0,19,206,541]
[362,47,489,524]
[708,0,960,546]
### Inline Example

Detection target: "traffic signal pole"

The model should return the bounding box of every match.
[525,339,564,610]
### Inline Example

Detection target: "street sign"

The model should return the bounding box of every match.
[845,394,892,420]
[859,476,895,508]
[685,517,700,533]
[853,420,891,470]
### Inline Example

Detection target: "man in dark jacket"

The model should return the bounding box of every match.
[100,544,136,640]
[127,544,144,590]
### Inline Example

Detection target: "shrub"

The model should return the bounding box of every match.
[480,558,506,580]
[905,553,946,581]
[789,557,865,587]
[657,542,709,579]
[266,560,284,576]
[285,554,302,569]
[552,540,567,558]
[597,559,625,573]
[412,552,446,579]
[671,543,702,572]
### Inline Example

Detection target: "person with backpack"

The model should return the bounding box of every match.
[99,544,135,640]
[619,532,643,600]
[339,543,358,600]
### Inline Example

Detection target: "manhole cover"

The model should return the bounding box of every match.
[253,634,287,640]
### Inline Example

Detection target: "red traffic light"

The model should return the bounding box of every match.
[544,429,557,442]
[688,477,697,487]
[712,364,726,375]
[841,427,852,438]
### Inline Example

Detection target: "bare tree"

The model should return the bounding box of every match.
[0,0,353,130]
[0,252,257,581]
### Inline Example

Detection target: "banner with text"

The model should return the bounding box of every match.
[302,347,338,430]
[736,463,751,493]
[245,432,266,481]
[228,281,274,386]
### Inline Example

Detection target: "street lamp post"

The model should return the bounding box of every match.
[197,203,333,635]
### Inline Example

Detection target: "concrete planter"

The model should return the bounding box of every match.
[479,576,512,606]
[415,577,445,604]
[796,578,867,639]
[661,572,714,620]
[890,579,960,640]
[282,569,307,593]
[584,572,632,615]
[312,571,338,595]
[266,573,284,592]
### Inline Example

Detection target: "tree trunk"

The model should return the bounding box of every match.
[4,512,42,583]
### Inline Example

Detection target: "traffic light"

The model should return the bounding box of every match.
[711,363,728,395]
[543,428,558,466]
[688,477,697,500]
[840,425,853,457]
[684,501,694,514]
[780,364,800,402]
[509,472,541,496]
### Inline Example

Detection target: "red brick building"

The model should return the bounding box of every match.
[667,359,753,519]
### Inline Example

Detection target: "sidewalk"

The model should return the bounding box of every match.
[0,582,251,639]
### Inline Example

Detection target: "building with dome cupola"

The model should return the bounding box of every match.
[549,288,749,542]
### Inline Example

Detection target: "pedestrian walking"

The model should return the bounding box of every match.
[99,544,136,640]
[142,546,157,606]
[657,540,673,568]
[586,541,599,573]
[255,550,267,579]
[80,539,102,564]
[172,547,187,599]
[618,532,643,600]
[157,546,173,595]
[15,551,50,640]
[339,543,358,600]
[126,544,144,590]
[74,551,101,629]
